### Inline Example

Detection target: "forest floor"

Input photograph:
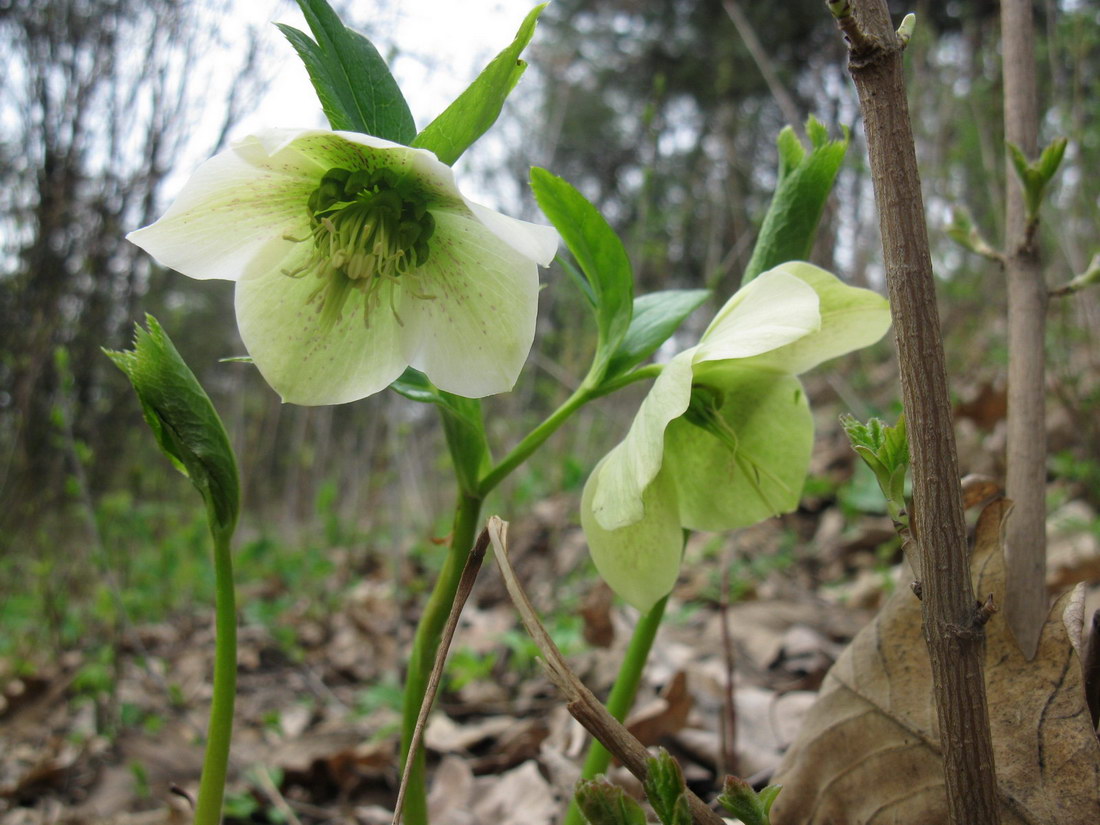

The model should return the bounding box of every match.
[3,407,1099,825]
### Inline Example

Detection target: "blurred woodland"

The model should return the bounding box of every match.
[1,0,1100,822]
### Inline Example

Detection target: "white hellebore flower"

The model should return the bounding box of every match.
[128,129,559,405]
[581,263,892,611]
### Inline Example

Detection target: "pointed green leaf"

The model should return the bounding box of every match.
[1037,137,1068,182]
[531,167,634,381]
[105,316,240,539]
[412,4,546,165]
[604,289,709,380]
[278,0,416,142]
[743,116,849,285]
[644,750,691,825]
[574,778,648,825]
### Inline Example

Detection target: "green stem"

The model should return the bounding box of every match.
[478,385,592,497]
[479,365,665,498]
[562,593,670,825]
[192,529,237,825]
[398,492,483,825]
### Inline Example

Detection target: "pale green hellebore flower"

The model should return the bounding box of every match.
[128,129,559,405]
[581,263,892,611]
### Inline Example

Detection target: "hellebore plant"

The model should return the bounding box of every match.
[114,1,892,823]
[582,262,892,611]
[128,129,558,405]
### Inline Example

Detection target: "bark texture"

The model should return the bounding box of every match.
[1001,0,1048,660]
[833,2,1001,823]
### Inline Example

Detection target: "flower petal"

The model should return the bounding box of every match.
[126,133,317,281]
[394,208,542,397]
[582,458,684,612]
[235,239,408,405]
[590,351,696,530]
[466,201,559,265]
[741,262,891,375]
[664,367,813,531]
[695,268,820,364]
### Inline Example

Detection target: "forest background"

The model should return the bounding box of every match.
[1,0,1099,821]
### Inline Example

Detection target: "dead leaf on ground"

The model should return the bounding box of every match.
[772,498,1100,824]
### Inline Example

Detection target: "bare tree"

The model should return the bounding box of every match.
[0,0,265,534]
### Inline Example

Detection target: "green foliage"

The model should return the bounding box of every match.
[104,316,240,541]
[531,167,634,384]
[643,750,692,825]
[604,290,710,381]
[742,117,849,285]
[574,778,648,825]
[717,776,782,825]
[277,0,416,142]
[840,414,910,521]
[1007,137,1068,221]
[413,4,546,165]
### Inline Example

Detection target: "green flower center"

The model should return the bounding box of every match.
[285,166,437,324]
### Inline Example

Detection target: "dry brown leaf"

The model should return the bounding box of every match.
[626,670,692,745]
[772,498,1100,824]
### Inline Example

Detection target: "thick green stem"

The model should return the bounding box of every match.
[562,594,669,825]
[398,493,482,825]
[192,529,237,825]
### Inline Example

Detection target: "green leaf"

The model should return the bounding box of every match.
[390,368,489,495]
[104,316,240,539]
[644,750,692,825]
[278,0,416,142]
[840,413,909,512]
[412,4,546,165]
[743,116,849,285]
[716,776,782,825]
[1007,137,1068,220]
[574,778,648,825]
[530,167,634,382]
[604,289,709,380]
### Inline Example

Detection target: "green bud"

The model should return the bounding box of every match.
[840,413,909,523]
[105,315,240,539]
[717,776,782,825]
[644,750,692,825]
[574,778,648,825]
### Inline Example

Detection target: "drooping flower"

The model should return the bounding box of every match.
[128,129,559,405]
[581,262,892,610]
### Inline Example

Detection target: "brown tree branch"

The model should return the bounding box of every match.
[828,2,1001,823]
[1001,0,1049,661]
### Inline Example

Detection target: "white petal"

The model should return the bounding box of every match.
[590,351,696,530]
[127,133,315,281]
[695,269,820,363]
[235,240,407,406]
[740,262,892,375]
[396,209,541,397]
[467,202,559,265]
[582,458,684,612]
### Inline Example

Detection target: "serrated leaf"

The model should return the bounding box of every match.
[717,776,779,825]
[105,316,240,538]
[279,0,416,142]
[412,4,545,165]
[644,750,690,825]
[531,167,634,380]
[743,116,849,285]
[574,778,648,825]
[604,289,709,380]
